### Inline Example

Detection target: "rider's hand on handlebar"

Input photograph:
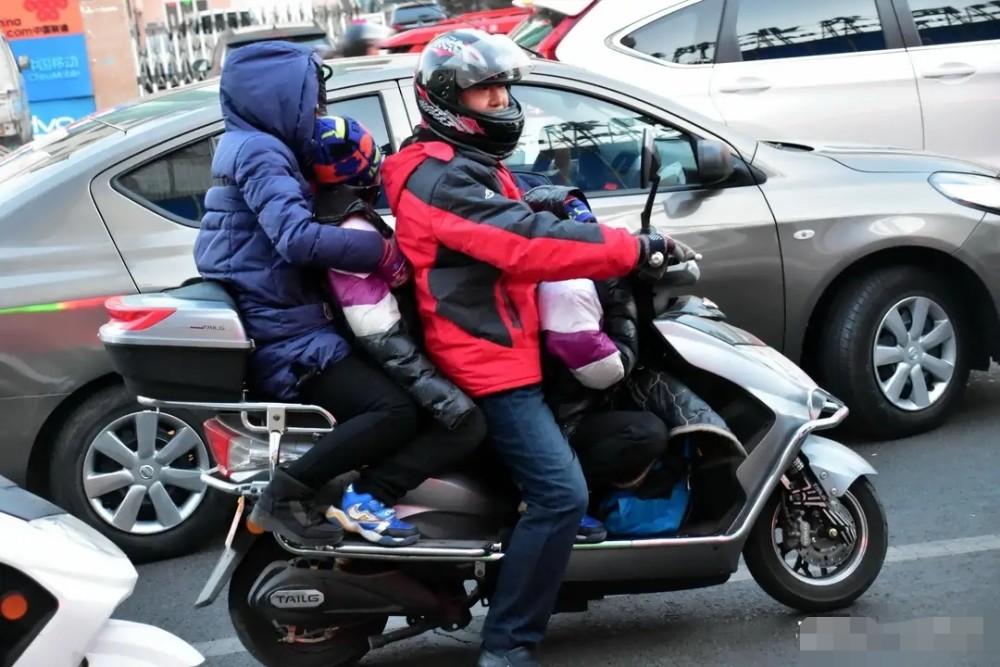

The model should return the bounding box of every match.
[633,230,670,280]
[669,238,698,266]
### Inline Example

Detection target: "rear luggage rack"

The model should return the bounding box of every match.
[138,396,336,478]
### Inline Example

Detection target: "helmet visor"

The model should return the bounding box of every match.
[432,33,533,90]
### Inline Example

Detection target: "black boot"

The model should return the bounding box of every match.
[248,468,344,546]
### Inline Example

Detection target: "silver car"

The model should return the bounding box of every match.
[1,54,998,562]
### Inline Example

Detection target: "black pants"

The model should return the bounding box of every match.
[569,410,669,489]
[284,354,486,505]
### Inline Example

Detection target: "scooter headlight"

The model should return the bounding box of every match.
[928,172,1000,215]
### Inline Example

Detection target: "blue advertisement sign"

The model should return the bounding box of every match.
[28,96,97,136]
[8,33,94,103]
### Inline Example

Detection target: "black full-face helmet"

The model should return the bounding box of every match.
[414,29,532,159]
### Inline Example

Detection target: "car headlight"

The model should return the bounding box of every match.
[928,172,1000,215]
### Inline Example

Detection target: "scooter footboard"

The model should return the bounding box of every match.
[84,619,204,667]
[800,434,877,498]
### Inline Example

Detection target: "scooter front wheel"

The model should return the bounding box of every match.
[743,477,888,613]
[228,537,388,667]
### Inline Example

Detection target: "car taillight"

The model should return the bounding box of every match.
[0,563,58,665]
[203,417,272,476]
[103,296,176,331]
[536,1,595,60]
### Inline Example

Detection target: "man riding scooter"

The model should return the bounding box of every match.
[381,29,694,667]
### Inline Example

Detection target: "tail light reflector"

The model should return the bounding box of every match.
[104,296,176,331]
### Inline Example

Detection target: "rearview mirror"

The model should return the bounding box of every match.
[696,139,734,184]
[16,55,30,71]
[639,127,662,190]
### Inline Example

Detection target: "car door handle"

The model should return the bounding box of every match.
[920,62,976,80]
[717,77,772,93]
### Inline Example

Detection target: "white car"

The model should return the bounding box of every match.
[510,0,1000,168]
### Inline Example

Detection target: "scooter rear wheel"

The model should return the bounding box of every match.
[228,537,388,667]
[743,477,888,613]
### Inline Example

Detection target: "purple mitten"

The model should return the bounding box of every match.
[376,236,412,288]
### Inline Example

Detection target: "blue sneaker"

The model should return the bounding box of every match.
[325,484,421,547]
[577,515,607,544]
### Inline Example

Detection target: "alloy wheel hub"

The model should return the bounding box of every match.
[82,410,211,535]
[872,295,957,411]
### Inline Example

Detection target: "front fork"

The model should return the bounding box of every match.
[778,455,857,550]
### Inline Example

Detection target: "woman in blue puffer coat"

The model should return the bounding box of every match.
[193,41,484,547]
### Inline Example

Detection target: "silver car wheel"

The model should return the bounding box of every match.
[872,295,957,411]
[82,411,210,535]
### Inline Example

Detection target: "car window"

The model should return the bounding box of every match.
[906,0,1000,46]
[115,138,216,226]
[620,0,725,65]
[110,93,394,227]
[509,8,572,49]
[504,85,701,194]
[736,0,887,61]
[392,5,446,24]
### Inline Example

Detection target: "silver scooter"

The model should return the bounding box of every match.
[97,129,888,667]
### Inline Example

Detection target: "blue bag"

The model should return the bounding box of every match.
[598,439,693,537]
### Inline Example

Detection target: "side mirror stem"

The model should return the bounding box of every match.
[639,173,660,235]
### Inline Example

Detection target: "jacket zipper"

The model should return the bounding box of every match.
[500,284,522,330]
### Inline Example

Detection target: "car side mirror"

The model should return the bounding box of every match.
[696,139,734,184]
[192,59,210,74]
[17,55,30,71]
[639,127,662,191]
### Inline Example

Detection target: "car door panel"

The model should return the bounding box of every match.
[501,79,785,349]
[893,0,1000,168]
[709,0,924,151]
[591,187,785,349]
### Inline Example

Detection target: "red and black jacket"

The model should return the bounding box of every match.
[381,136,640,398]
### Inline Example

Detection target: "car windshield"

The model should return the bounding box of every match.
[0,83,220,199]
[393,5,446,23]
[509,9,569,48]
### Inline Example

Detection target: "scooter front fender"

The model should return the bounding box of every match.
[84,619,204,666]
[800,434,877,498]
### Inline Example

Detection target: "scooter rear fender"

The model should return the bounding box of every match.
[800,434,877,497]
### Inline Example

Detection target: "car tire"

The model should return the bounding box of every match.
[48,384,230,563]
[816,265,970,440]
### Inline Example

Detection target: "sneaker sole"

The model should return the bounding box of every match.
[576,530,608,544]
[326,508,421,547]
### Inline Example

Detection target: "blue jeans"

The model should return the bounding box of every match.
[477,385,589,652]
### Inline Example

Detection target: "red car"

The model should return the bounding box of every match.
[381,6,530,54]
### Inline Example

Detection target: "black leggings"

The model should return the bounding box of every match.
[569,410,669,489]
[284,354,486,505]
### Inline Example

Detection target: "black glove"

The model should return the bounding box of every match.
[668,238,698,265]
[635,231,672,268]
